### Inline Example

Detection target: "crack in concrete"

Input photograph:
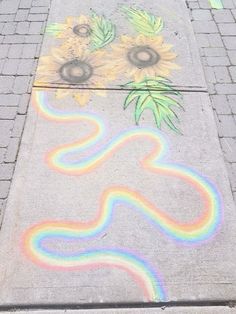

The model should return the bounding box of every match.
[32,85,208,93]
[0,300,235,312]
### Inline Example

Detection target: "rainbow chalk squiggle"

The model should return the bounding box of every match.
[23,239,166,302]
[31,90,222,243]
[23,90,223,302]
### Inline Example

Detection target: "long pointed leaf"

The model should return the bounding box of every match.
[90,12,116,50]
[163,116,182,134]
[135,94,151,124]
[124,91,141,109]
[123,6,163,36]
[122,78,183,133]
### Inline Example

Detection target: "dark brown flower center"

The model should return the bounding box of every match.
[59,59,93,84]
[127,45,160,68]
[73,24,91,37]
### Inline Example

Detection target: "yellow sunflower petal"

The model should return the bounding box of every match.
[159,44,173,51]
[112,63,130,76]
[109,34,180,81]
[161,52,177,60]
[55,89,70,99]
[78,15,90,24]
[156,67,170,77]
[110,43,125,52]
[136,34,147,45]
[95,89,107,97]
[88,50,106,66]
[133,70,146,82]
[39,56,53,64]
[38,63,58,72]
[153,36,163,44]
[36,74,56,82]
[121,35,133,44]
[65,16,74,27]
[37,37,112,88]
[73,91,90,106]
[161,61,181,69]
[145,67,157,78]
[51,48,66,63]
[34,79,41,85]
[153,36,164,45]
[104,65,121,80]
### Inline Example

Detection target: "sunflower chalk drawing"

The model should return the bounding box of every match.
[22,3,225,303]
[109,35,179,81]
[36,40,110,106]
[38,7,182,132]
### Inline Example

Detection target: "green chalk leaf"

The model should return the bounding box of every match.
[46,23,66,36]
[122,6,163,36]
[124,90,143,109]
[123,78,183,133]
[90,11,116,50]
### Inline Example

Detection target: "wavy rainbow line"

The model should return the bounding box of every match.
[24,90,223,302]
[23,233,166,302]
[31,90,222,243]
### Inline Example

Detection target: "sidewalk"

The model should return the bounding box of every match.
[0,0,236,312]
[187,0,236,206]
[0,0,235,224]
[0,0,52,222]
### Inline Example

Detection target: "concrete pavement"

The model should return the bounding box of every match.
[0,0,236,312]
[187,0,236,211]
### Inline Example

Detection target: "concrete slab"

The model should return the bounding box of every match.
[0,88,235,306]
[34,0,206,91]
[1,307,236,314]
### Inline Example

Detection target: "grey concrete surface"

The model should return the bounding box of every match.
[0,89,235,305]
[34,0,206,91]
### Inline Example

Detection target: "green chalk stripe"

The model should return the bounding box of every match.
[209,0,223,9]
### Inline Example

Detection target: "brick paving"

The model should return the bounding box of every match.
[0,0,51,223]
[187,0,236,204]
[0,0,236,227]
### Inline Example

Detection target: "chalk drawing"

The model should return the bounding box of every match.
[38,6,182,133]
[46,12,116,50]
[115,7,182,131]
[35,40,110,106]
[123,78,183,133]
[22,90,223,301]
